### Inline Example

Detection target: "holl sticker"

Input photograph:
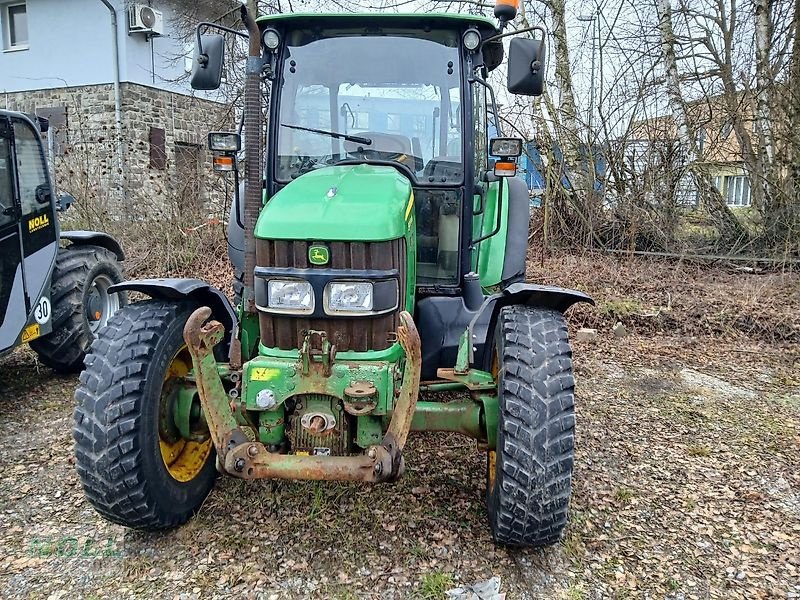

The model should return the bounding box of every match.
[309,245,329,265]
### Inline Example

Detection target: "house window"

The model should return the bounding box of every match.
[3,2,28,50]
[713,174,751,207]
[726,175,751,207]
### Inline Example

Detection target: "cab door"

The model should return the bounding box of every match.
[0,115,26,352]
[0,114,59,353]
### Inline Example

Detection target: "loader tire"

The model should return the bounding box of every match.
[31,245,127,373]
[486,305,576,547]
[74,301,216,530]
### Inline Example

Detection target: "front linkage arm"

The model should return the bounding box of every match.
[183,307,422,483]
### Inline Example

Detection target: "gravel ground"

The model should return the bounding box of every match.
[1,329,798,599]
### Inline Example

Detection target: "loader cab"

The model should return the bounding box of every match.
[0,111,59,355]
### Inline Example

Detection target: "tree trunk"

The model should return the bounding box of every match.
[656,0,747,247]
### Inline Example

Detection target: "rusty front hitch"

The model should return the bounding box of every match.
[184,308,421,483]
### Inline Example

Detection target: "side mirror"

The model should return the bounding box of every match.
[191,34,225,91]
[56,191,75,212]
[507,37,546,96]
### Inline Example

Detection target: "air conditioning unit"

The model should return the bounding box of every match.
[128,4,164,37]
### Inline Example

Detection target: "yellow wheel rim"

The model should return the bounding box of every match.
[159,345,212,483]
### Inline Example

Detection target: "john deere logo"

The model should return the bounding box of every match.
[309,245,329,265]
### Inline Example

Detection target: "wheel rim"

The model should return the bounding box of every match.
[86,274,120,334]
[159,345,213,483]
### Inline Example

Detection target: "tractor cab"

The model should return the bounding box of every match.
[201,12,548,377]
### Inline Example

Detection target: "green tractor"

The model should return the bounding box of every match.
[73,3,593,547]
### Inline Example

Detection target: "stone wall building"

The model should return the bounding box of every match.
[0,0,233,219]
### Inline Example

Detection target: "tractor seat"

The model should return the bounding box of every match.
[423,156,462,182]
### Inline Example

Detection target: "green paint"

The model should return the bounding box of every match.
[259,408,286,446]
[476,393,499,450]
[308,245,330,265]
[255,165,413,242]
[259,342,404,362]
[454,329,471,374]
[472,179,510,289]
[242,355,396,414]
[356,416,383,449]
[402,400,484,440]
[173,387,198,441]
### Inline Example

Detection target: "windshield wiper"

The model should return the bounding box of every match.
[281,123,372,146]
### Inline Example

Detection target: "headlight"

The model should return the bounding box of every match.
[266,279,314,314]
[326,282,374,314]
[208,131,241,153]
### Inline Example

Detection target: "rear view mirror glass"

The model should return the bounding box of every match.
[191,34,225,91]
[507,37,546,96]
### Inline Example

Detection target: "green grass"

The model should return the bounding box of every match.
[600,298,644,318]
[418,571,455,599]
[614,487,635,504]
[686,444,711,457]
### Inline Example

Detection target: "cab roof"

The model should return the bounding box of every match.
[255,12,500,35]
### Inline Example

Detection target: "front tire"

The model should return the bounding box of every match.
[73,301,216,530]
[31,245,127,373]
[487,306,576,547]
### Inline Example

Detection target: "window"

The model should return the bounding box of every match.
[3,2,28,50]
[0,136,14,228]
[13,119,48,217]
[386,113,401,131]
[713,174,751,207]
[725,175,750,207]
[149,127,166,170]
[355,112,369,130]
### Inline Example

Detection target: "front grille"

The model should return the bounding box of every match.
[256,238,405,351]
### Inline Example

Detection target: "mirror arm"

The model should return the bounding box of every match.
[195,22,250,62]
[481,25,545,47]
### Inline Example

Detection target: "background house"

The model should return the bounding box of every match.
[0,0,231,215]
[625,97,755,209]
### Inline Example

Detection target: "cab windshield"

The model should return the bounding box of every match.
[276,29,463,184]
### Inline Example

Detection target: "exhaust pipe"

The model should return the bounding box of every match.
[241,2,263,313]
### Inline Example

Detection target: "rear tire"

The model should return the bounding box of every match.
[73,301,216,530]
[31,245,127,373]
[487,305,575,547]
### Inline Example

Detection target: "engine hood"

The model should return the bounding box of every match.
[256,164,413,242]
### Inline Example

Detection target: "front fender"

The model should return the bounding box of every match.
[468,282,594,369]
[108,278,237,354]
[61,230,125,261]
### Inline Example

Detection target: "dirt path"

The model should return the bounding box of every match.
[1,334,798,599]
